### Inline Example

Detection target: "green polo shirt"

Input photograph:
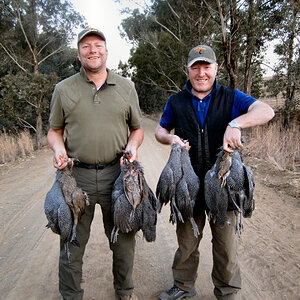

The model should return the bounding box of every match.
[49,67,142,164]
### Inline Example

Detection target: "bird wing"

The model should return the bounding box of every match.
[204,169,229,227]
[156,165,175,208]
[243,164,255,217]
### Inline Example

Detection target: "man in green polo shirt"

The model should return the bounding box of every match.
[47,27,144,300]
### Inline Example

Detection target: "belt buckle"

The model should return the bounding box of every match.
[95,164,105,170]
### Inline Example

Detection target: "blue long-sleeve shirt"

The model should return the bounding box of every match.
[160,80,257,131]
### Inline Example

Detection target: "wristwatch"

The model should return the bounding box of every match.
[228,120,241,130]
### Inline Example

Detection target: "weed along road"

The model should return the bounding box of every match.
[0,117,299,300]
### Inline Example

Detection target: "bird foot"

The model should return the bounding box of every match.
[64,242,71,261]
[111,226,119,243]
[190,217,200,237]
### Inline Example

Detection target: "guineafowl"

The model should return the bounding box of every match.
[44,171,73,260]
[111,152,158,243]
[156,143,200,237]
[204,148,255,235]
[156,143,183,223]
[58,161,89,247]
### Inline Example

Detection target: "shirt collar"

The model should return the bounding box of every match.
[185,79,218,100]
[80,67,116,86]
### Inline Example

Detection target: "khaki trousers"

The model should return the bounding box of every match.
[59,163,136,300]
[172,210,241,298]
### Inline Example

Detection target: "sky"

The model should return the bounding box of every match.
[69,0,277,76]
[69,0,143,70]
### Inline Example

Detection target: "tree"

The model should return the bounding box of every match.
[120,0,296,114]
[0,72,58,147]
[265,0,299,126]
[0,0,86,147]
[120,0,218,112]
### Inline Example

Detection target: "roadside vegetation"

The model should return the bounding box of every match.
[0,130,34,164]
[245,115,300,171]
[1,112,299,173]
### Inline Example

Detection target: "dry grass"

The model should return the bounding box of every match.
[245,116,300,171]
[0,131,34,164]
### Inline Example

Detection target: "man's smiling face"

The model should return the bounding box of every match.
[188,61,218,98]
[77,35,108,73]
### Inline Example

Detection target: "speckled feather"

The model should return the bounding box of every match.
[44,171,73,260]
[156,143,200,237]
[204,148,255,234]
[111,158,158,243]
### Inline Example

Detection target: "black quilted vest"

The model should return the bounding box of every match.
[169,83,235,180]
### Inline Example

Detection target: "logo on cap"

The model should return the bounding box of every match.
[195,47,206,55]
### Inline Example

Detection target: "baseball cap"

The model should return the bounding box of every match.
[187,45,217,67]
[77,27,106,45]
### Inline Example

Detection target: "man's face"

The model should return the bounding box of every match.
[188,61,218,97]
[77,35,108,73]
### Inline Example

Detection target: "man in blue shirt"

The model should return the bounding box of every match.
[155,45,274,300]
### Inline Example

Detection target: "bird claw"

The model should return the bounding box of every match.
[190,218,200,238]
[111,226,119,243]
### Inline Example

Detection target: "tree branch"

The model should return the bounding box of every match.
[16,9,36,62]
[151,15,180,42]
[0,42,28,73]
[38,46,65,65]
[17,117,36,132]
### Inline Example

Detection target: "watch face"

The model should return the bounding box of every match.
[229,121,241,128]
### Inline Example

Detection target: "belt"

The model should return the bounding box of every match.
[73,155,121,170]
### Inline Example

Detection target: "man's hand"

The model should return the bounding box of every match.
[53,153,71,170]
[223,126,243,153]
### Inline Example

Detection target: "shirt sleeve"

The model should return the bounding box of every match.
[128,83,143,130]
[159,97,175,131]
[49,85,65,129]
[231,89,257,120]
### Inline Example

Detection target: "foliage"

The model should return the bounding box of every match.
[0,0,86,74]
[119,0,286,113]
[0,72,58,146]
[264,0,299,126]
[0,0,86,147]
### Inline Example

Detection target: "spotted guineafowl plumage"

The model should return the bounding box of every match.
[111,152,158,243]
[44,171,73,260]
[204,148,255,235]
[44,161,89,260]
[156,143,200,237]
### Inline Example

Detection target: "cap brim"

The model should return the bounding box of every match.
[187,57,215,67]
[78,31,106,44]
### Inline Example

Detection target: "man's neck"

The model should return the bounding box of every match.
[191,87,212,100]
[85,68,108,89]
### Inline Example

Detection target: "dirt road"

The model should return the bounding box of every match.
[0,117,299,300]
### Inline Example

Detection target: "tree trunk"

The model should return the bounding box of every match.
[35,110,43,149]
[244,0,255,94]
[284,0,297,127]
[217,0,238,89]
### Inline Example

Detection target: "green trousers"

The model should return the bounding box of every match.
[172,210,241,298]
[59,163,136,300]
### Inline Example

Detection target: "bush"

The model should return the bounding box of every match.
[245,114,300,171]
[0,131,34,164]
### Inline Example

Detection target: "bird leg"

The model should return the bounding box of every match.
[64,241,71,261]
[189,217,200,237]
[111,226,119,243]
[170,196,184,223]
[70,223,80,247]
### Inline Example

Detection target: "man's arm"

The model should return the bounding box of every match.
[125,127,144,162]
[223,100,275,152]
[47,128,69,169]
[155,125,184,146]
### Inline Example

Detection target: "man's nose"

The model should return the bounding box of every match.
[196,68,205,76]
[89,45,97,52]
